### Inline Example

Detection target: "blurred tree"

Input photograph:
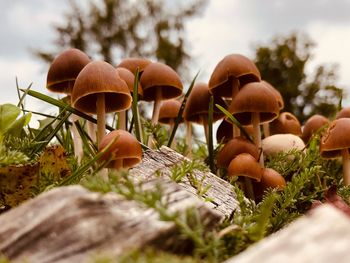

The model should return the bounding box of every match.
[254,32,343,123]
[35,0,207,78]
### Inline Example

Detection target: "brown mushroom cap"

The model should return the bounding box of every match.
[183,82,226,124]
[47,48,91,94]
[228,82,280,126]
[158,99,182,124]
[216,136,259,168]
[320,118,350,158]
[209,54,261,98]
[71,61,132,114]
[336,107,350,119]
[116,57,152,76]
[262,81,284,110]
[269,112,302,136]
[140,62,183,101]
[260,168,286,190]
[216,119,233,143]
[98,130,142,169]
[116,67,143,97]
[301,114,329,143]
[227,153,262,182]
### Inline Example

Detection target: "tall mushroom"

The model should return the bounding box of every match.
[209,54,261,137]
[183,82,226,145]
[46,48,91,161]
[261,80,284,137]
[140,62,183,147]
[115,67,142,130]
[320,118,350,186]
[229,82,280,166]
[72,61,132,147]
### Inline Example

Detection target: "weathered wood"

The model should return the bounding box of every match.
[131,146,239,217]
[0,178,221,263]
[225,204,350,263]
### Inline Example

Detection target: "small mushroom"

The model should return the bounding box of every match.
[183,82,226,145]
[227,153,263,199]
[254,167,286,200]
[301,114,329,144]
[261,80,284,137]
[46,48,91,161]
[209,54,261,137]
[116,57,152,77]
[269,112,302,136]
[98,130,142,170]
[72,61,132,146]
[229,82,280,166]
[216,136,259,168]
[320,118,350,185]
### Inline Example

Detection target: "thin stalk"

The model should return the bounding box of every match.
[151,89,162,125]
[71,114,83,162]
[96,93,106,147]
[208,96,215,173]
[131,70,142,142]
[263,123,270,137]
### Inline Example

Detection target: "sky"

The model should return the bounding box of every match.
[1,0,350,123]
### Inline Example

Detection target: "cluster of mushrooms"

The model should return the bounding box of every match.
[45,49,350,198]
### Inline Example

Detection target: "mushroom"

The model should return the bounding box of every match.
[336,107,350,119]
[98,130,142,170]
[209,54,261,137]
[158,99,182,147]
[71,61,132,147]
[301,114,329,144]
[140,62,183,125]
[229,81,280,166]
[183,82,226,145]
[254,167,286,201]
[116,57,152,77]
[46,48,91,161]
[262,133,305,159]
[216,136,259,168]
[269,112,302,136]
[320,118,350,186]
[115,67,142,130]
[227,153,263,199]
[261,80,284,137]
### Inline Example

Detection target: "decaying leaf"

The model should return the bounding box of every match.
[39,145,71,181]
[0,162,40,207]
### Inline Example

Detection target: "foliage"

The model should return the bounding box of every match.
[254,32,343,123]
[35,0,208,79]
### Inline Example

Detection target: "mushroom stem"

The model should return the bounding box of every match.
[114,159,124,170]
[70,114,83,162]
[244,177,255,200]
[263,123,270,138]
[231,77,240,138]
[118,111,127,130]
[252,112,264,167]
[186,121,192,158]
[151,89,162,124]
[341,148,350,186]
[96,93,106,147]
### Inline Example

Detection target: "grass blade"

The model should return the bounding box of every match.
[167,71,200,147]
[215,104,253,143]
[208,96,215,173]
